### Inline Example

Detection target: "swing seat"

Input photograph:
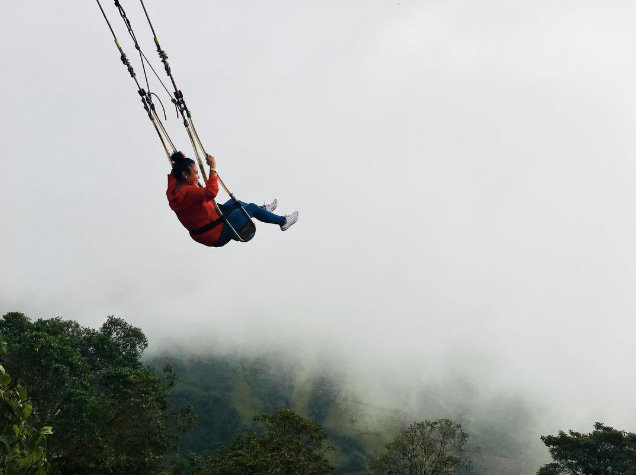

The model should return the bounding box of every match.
[238,220,256,242]
[220,200,256,243]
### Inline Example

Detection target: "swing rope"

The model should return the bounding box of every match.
[138,0,255,241]
[95,0,174,160]
[96,0,256,242]
[111,0,179,155]
[137,0,206,180]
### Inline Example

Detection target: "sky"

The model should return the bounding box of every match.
[3,0,636,466]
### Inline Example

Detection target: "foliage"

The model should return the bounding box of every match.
[157,355,295,455]
[367,419,470,475]
[151,355,380,473]
[538,422,636,474]
[0,312,194,474]
[194,409,334,474]
[0,338,52,474]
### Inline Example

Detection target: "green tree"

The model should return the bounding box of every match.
[538,422,636,474]
[368,419,470,475]
[196,408,334,474]
[0,312,194,474]
[0,338,52,474]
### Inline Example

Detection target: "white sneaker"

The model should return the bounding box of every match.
[280,211,299,231]
[262,198,278,212]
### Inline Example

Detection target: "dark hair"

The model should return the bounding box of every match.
[170,151,195,181]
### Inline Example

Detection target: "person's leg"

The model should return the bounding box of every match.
[217,200,288,243]
[242,202,285,225]
[212,223,234,247]
[218,199,236,216]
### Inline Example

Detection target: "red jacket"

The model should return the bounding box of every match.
[166,172,223,246]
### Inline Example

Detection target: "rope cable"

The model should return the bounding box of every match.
[149,92,167,120]
[139,0,181,96]
[95,0,174,161]
[136,0,215,194]
[114,1,153,100]
[100,0,253,242]
[140,50,177,108]
[137,2,253,239]
[136,2,216,180]
[96,0,141,89]
[152,109,176,151]
[110,5,173,100]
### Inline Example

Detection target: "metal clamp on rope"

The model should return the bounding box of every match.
[120,53,135,78]
[158,47,168,61]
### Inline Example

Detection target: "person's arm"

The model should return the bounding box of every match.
[181,154,219,204]
[206,153,217,174]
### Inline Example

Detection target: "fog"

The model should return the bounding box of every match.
[3,1,636,469]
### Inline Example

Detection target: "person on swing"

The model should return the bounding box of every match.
[167,151,299,247]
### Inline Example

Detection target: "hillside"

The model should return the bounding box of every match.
[148,352,547,474]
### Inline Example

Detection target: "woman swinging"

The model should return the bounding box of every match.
[167,152,299,247]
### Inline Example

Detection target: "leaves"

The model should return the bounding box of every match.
[17,384,27,401]
[539,423,636,474]
[0,312,190,474]
[368,419,471,475]
[0,336,52,474]
[17,446,44,468]
[201,409,334,474]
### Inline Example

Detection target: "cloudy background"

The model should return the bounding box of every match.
[3,0,636,467]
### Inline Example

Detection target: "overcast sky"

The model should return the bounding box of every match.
[3,0,636,464]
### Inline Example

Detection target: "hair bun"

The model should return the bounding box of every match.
[170,152,196,181]
[170,151,186,165]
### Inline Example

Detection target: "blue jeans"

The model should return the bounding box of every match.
[213,200,285,247]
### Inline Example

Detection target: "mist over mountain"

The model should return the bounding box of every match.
[4,1,636,472]
[147,342,549,473]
